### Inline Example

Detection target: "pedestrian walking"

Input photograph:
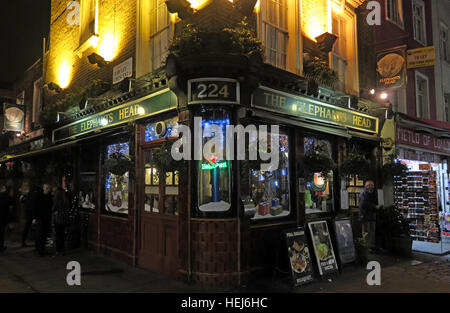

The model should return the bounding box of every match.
[0,183,13,252]
[52,185,71,256]
[359,180,380,252]
[20,182,40,247]
[33,183,53,256]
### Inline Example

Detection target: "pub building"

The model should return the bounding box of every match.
[382,113,450,255]
[0,0,385,286]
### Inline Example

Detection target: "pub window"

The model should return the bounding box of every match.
[259,0,288,69]
[197,110,231,213]
[144,148,179,215]
[386,0,404,28]
[104,141,130,215]
[241,131,290,220]
[150,0,171,70]
[304,137,334,215]
[80,0,98,46]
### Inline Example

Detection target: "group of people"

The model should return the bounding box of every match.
[0,181,75,256]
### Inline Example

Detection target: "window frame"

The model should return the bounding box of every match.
[440,22,449,62]
[32,78,43,126]
[149,0,172,71]
[79,0,98,46]
[258,0,289,70]
[101,137,132,218]
[415,71,430,119]
[385,0,404,29]
[444,94,450,122]
[412,0,427,45]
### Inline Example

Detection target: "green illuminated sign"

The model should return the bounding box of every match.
[252,86,379,134]
[201,161,228,170]
[52,89,177,143]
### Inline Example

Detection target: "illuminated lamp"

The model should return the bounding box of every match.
[46,82,62,93]
[87,53,108,68]
[314,32,338,53]
[165,0,194,19]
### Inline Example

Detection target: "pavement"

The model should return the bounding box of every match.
[0,225,450,293]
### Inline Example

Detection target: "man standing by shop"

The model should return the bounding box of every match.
[0,183,13,252]
[32,183,53,256]
[359,180,380,252]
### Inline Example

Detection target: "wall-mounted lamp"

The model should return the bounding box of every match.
[46,82,62,93]
[87,53,108,68]
[165,0,194,19]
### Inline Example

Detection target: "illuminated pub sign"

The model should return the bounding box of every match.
[252,86,379,134]
[52,89,177,143]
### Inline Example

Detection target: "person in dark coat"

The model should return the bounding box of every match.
[52,185,71,255]
[33,183,53,256]
[359,180,380,251]
[0,183,13,252]
[21,183,40,247]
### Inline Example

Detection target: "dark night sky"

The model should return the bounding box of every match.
[0,0,50,85]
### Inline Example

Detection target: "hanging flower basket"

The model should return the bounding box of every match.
[302,145,336,181]
[339,153,371,182]
[381,154,408,183]
[103,152,133,177]
[152,141,188,176]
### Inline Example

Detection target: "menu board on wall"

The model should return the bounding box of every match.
[283,228,314,286]
[334,219,356,264]
[308,221,339,276]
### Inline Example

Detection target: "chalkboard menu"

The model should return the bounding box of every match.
[308,221,339,276]
[283,228,314,286]
[334,219,356,264]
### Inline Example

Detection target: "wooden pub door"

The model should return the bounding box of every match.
[138,145,180,276]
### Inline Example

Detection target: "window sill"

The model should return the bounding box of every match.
[74,35,99,58]
[386,18,404,31]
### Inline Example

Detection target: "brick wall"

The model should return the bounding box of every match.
[191,219,239,286]
[45,0,137,107]
[302,0,328,41]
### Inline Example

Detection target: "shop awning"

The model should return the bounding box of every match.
[0,139,80,163]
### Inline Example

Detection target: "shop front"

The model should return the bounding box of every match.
[162,66,381,285]
[393,116,450,254]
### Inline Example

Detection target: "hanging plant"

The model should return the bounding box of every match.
[168,20,264,59]
[339,153,371,182]
[103,152,134,177]
[302,144,336,181]
[303,57,339,88]
[152,141,188,176]
[381,154,408,183]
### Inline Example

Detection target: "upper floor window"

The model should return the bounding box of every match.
[16,90,25,105]
[80,0,98,45]
[330,14,348,92]
[441,24,449,62]
[386,0,404,28]
[415,72,430,119]
[32,78,43,126]
[445,94,450,122]
[150,0,171,70]
[412,0,426,45]
[259,0,288,69]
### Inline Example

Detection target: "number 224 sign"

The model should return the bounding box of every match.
[188,78,240,105]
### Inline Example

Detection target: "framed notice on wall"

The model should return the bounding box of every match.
[333,219,356,264]
[283,228,314,286]
[308,221,339,276]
